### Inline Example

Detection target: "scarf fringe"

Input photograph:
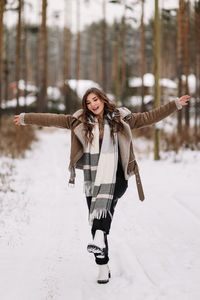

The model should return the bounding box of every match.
[89,208,108,225]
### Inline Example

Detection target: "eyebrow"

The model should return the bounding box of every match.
[87,96,97,102]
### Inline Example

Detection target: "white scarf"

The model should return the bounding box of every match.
[83,118,118,224]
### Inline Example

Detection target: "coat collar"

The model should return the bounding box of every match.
[72,107,131,121]
[72,109,83,119]
[72,107,132,150]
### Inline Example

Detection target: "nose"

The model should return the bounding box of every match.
[91,103,97,108]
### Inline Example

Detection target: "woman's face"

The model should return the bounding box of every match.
[86,93,104,116]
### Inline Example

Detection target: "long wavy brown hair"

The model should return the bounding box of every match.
[80,87,124,144]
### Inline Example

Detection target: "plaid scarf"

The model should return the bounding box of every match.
[83,117,118,224]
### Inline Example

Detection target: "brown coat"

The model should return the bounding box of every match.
[23,100,178,201]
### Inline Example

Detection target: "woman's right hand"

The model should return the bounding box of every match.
[13,115,21,126]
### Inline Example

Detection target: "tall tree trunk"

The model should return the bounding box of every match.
[194,0,200,135]
[183,0,190,130]
[75,0,80,99]
[121,5,126,93]
[4,25,9,107]
[102,0,107,91]
[140,0,145,112]
[91,36,97,83]
[22,0,28,111]
[0,0,5,123]
[177,0,184,134]
[37,0,48,112]
[16,0,22,113]
[154,0,160,161]
[114,22,120,106]
[64,0,72,114]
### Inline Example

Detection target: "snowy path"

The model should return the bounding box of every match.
[0,128,200,300]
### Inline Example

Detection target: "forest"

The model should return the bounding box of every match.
[0,0,200,157]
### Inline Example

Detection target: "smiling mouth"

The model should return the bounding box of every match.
[93,107,99,112]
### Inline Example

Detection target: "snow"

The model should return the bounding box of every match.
[67,79,115,103]
[182,74,196,94]
[159,78,177,89]
[127,94,153,106]
[129,73,155,88]
[47,86,61,100]
[129,74,178,89]
[18,80,38,93]
[129,73,177,89]
[67,79,101,99]
[129,73,196,94]
[1,95,36,108]
[0,128,200,300]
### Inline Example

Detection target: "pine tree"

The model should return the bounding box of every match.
[0,0,5,123]
[177,0,184,134]
[64,0,72,113]
[154,0,160,160]
[140,0,145,112]
[37,0,48,112]
[15,0,22,113]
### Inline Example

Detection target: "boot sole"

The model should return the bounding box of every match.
[97,271,111,284]
[87,244,104,255]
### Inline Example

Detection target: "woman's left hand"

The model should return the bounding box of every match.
[178,95,190,106]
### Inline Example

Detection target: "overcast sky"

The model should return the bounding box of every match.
[4,0,193,32]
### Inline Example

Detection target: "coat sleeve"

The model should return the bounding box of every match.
[23,113,73,129]
[126,100,178,129]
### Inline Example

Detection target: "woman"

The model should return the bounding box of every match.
[14,88,190,284]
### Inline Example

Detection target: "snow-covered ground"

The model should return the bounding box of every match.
[0,128,200,300]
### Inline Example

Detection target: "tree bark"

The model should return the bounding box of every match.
[183,0,190,130]
[75,0,80,105]
[140,0,145,112]
[194,0,200,135]
[102,0,107,91]
[121,10,126,93]
[4,25,9,108]
[16,0,22,113]
[177,0,184,134]
[114,22,120,106]
[0,0,5,123]
[22,0,28,111]
[63,0,72,114]
[37,0,48,113]
[154,0,160,161]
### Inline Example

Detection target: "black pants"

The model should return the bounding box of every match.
[86,160,128,265]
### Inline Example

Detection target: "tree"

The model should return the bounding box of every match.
[194,0,200,135]
[37,0,48,112]
[75,0,81,96]
[140,0,145,111]
[0,0,5,123]
[183,0,190,130]
[113,21,120,105]
[121,7,126,93]
[64,0,72,114]
[177,0,184,134]
[4,25,9,107]
[21,0,28,111]
[154,0,160,160]
[15,0,22,113]
[102,0,107,91]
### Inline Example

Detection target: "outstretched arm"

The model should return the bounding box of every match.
[14,112,73,129]
[127,95,190,130]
